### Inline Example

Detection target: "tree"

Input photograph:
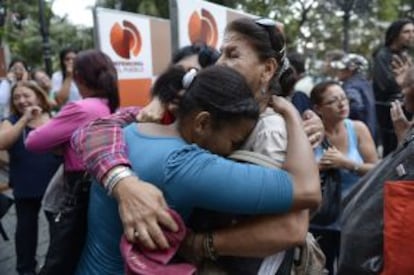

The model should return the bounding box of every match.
[96,0,169,18]
[96,0,411,68]
[1,0,93,71]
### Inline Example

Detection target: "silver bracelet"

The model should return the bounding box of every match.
[103,166,127,189]
[108,170,136,195]
[104,166,136,195]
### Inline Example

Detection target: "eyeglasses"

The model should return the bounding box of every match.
[255,18,277,28]
[322,96,349,106]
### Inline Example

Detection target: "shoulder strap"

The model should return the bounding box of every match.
[228,150,279,169]
[403,126,414,146]
[344,119,359,149]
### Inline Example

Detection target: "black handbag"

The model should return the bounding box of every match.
[0,193,13,218]
[0,193,14,241]
[39,171,91,275]
[311,139,341,226]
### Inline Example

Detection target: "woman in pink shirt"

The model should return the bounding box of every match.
[25,49,120,275]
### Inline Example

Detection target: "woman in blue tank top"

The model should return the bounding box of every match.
[311,81,378,196]
[310,81,378,275]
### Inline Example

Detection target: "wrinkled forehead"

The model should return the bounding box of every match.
[221,31,253,51]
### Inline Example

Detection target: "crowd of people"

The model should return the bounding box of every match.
[0,15,413,275]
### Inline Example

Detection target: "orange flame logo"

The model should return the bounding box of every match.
[188,9,218,48]
[110,20,142,59]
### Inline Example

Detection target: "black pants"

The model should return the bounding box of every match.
[376,104,399,157]
[310,228,340,275]
[39,172,90,275]
[379,128,398,157]
[14,197,42,274]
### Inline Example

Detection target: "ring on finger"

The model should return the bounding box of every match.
[134,230,140,238]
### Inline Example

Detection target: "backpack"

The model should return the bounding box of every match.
[338,127,414,274]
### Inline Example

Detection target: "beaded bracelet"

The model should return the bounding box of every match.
[203,232,218,261]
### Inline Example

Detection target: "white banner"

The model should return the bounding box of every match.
[176,0,228,49]
[95,8,153,79]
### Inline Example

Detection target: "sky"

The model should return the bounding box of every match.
[51,0,96,27]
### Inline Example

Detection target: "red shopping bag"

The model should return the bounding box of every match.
[382,180,414,275]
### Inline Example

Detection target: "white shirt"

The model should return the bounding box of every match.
[242,106,288,274]
[0,80,12,119]
[51,71,81,104]
[242,107,287,166]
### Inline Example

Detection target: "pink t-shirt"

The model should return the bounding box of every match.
[26,98,111,171]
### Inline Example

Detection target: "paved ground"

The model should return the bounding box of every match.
[0,194,49,275]
[0,161,49,275]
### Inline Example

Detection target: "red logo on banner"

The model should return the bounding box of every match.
[188,9,218,48]
[110,20,142,59]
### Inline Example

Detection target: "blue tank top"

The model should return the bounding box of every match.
[77,123,293,274]
[315,119,363,198]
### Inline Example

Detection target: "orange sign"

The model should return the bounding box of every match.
[188,9,218,48]
[110,20,142,59]
[95,8,171,107]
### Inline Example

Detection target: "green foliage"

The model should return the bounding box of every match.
[97,0,169,18]
[377,0,400,21]
[1,0,93,71]
[4,0,411,72]
[400,0,414,18]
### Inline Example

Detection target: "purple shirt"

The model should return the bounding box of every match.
[26,98,111,171]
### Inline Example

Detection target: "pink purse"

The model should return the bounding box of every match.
[120,209,196,275]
